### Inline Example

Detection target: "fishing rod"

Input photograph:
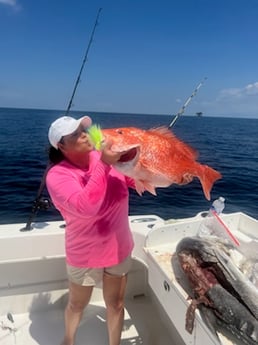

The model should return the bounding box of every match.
[21,8,102,231]
[65,7,102,115]
[168,77,207,128]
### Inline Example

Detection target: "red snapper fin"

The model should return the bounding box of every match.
[135,180,157,196]
[143,182,157,196]
[135,180,145,196]
[199,165,222,200]
[148,126,198,159]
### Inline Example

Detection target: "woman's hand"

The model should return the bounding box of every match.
[100,140,122,165]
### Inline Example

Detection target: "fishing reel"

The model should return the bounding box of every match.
[20,196,53,232]
[32,196,52,211]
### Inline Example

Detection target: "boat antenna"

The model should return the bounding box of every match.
[168,77,207,128]
[21,8,102,231]
[65,7,102,115]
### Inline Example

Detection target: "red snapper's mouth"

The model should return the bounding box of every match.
[118,147,138,162]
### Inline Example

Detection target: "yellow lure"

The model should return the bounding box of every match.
[87,124,103,150]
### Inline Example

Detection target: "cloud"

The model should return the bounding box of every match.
[218,81,258,100]
[0,0,15,5]
[244,82,258,95]
[199,81,258,117]
[0,0,20,10]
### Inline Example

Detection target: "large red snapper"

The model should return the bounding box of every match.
[102,126,222,200]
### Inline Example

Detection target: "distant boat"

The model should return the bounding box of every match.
[196,111,203,117]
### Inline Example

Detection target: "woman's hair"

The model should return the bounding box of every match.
[48,146,65,164]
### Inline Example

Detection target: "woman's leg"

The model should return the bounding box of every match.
[61,281,93,345]
[103,273,127,345]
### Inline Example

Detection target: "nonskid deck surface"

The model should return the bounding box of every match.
[0,295,173,345]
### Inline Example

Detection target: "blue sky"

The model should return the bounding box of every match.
[1,0,258,118]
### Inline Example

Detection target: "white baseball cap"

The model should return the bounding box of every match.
[48,115,92,149]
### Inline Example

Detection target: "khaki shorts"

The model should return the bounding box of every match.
[66,255,132,286]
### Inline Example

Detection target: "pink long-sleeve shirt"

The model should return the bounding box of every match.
[46,150,134,268]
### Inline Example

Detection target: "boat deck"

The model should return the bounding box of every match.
[1,213,257,345]
[0,293,183,345]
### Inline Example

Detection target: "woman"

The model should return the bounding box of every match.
[46,115,135,345]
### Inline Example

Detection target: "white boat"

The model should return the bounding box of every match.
[0,211,257,345]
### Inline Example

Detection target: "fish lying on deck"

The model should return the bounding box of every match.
[101,126,221,200]
[176,236,258,345]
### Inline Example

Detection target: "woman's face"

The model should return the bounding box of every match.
[58,125,94,153]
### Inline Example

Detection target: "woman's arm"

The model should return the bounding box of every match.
[46,160,111,217]
[47,141,124,217]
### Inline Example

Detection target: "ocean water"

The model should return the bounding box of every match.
[0,107,257,225]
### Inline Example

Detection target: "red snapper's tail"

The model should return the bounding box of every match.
[198,165,222,200]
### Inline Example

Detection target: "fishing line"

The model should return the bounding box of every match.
[21,8,102,231]
[168,77,207,128]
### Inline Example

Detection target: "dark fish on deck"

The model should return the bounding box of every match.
[176,236,258,345]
